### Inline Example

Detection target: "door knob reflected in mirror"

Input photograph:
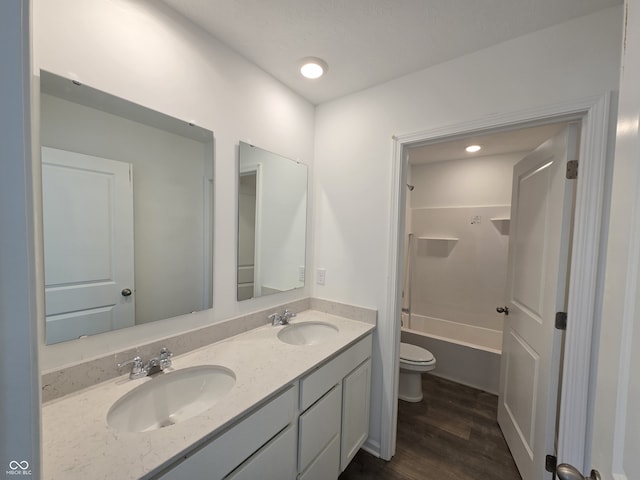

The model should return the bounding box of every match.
[496,306,509,315]
[121,288,132,297]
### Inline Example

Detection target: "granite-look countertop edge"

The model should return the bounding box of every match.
[42,310,375,480]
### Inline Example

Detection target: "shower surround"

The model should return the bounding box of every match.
[402,205,511,393]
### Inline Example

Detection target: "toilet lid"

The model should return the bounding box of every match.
[400,343,434,363]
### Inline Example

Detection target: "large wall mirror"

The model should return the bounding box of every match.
[237,142,307,300]
[40,71,214,344]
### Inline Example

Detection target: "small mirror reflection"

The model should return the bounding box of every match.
[237,142,307,301]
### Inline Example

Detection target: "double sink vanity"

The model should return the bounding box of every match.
[42,310,375,479]
[37,71,374,480]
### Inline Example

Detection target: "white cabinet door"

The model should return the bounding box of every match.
[227,424,297,480]
[299,335,372,410]
[298,384,342,473]
[340,358,372,471]
[298,435,340,480]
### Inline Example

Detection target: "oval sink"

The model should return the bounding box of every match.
[277,321,339,346]
[107,365,235,432]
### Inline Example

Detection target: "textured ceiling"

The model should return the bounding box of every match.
[163,0,621,104]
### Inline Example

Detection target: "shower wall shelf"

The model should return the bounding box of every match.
[417,237,458,257]
[417,237,458,241]
[490,218,510,235]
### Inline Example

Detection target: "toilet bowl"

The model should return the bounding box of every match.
[398,342,436,402]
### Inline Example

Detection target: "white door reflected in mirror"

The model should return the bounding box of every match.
[42,147,135,344]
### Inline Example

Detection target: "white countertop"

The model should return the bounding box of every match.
[42,310,375,480]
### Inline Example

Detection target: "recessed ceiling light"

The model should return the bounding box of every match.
[300,57,328,79]
[465,145,481,153]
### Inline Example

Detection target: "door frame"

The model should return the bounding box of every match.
[239,162,263,298]
[382,93,613,469]
[0,0,40,475]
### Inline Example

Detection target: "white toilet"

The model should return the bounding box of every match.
[398,342,436,402]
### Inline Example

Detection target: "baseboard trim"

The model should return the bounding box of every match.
[361,438,382,459]
[429,371,499,396]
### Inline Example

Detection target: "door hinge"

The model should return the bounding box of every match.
[566,160,578,179]
[545,454,557,473]
[555,312,568,330]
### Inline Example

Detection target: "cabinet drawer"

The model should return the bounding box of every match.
[226,423,297,480]
[298,383,341,472]
[300,334,372,411]
[158,384,297,480]
[298,434,340,480]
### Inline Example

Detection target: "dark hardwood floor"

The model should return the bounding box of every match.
[340,374,521,480]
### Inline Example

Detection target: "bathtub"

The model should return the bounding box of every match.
[401,313,502,394]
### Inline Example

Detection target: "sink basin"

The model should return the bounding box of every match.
[277,322,339,346]
[107,365,235,432]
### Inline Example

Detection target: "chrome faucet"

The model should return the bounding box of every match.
[283,309,296,322]
[118,356,146,379]
[118,347,173,379]
[269,308,297,326]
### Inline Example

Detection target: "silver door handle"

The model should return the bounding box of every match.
[496,306,509,315]
[557,463,601,480]
[121,288,132,297]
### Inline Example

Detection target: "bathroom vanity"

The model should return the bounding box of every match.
[41,311,374,480]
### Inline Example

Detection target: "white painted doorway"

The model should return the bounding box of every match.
[385,94,612,465]
[498,125,578,480]
[41,147,135,344]
[564,2,640,478]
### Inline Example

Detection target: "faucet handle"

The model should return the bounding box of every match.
[268,312,283,326]
[118,356,145,377]
[283,309,296,319]
[159,347,173,370]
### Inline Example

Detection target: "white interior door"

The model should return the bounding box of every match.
[42,147,135,344]
[498,125,578,480]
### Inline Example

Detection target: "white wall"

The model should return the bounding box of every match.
[34,0,315,369]
[313,6,623,454]
[410,153,522,208]
[259,156,307,292]
[410,205,511,331]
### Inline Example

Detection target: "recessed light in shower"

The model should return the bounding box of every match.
[465,145,481,153]
[300,57,328,79]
